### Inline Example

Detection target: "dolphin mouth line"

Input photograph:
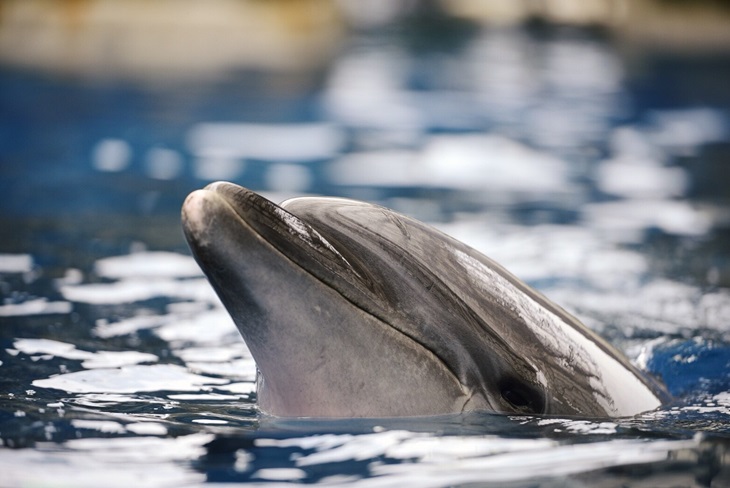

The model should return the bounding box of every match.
[203,183,477,411]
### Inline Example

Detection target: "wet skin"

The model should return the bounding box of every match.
[182,182,669,418]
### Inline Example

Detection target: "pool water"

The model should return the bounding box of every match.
[1,22,730,487]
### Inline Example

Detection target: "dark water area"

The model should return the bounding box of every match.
[1,18,730,487]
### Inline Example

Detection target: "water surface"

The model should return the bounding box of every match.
[1,21,730,487]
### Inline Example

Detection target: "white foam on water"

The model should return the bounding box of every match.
[369,438,697,487]
[677,400,730,416]
[144,147,183,180]
[252,468,307,481]
[91,138,132,172]
[327,150,419,186]
[265,163,313,192]
[419,134,572,193]
[700,290,730,330]
[14,338,94,361]
[186,358,257,381]
[94,313,176,338]
[191,418,229,425]
[257,430,419,466]
[583,199,712,237]
[60,277,216,305]
[0,298,72,317]
[69,419,168,436]
[250,429,697,487]
[596,156,688,199]
[328,134,574,196]
[383,434,554,463]
[125,422,168,436]
[167,393,244,401]
[532,418,617,434]
[13,338,158,369]
[71,393,158,407]
[609,125,666,162]
[66,432,213,462]
[546,277,730,336]
[0,254,33,273]
[217,382,256,395]
[324,48,424,130]
[1,433,211,488]
[647,107,728,153]
[173,345,247,363]
[81,351,159,369]
[193,152,246,181]
[167,300,210,314]
[71,419,128,434]
[32,364,228,394]
[187,122,345,162]
[713,392,730,406]
[94,251,202,279]
[155,309,239,345]
[55,268,84,286]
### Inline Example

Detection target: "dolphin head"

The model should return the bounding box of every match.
[182,182,667,418]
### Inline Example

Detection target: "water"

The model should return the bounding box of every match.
[2,20,730,487]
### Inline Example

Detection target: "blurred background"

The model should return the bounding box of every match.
[2,2,730,483]
[1,0,729,300]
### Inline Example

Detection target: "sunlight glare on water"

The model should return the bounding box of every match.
[1,2,730,486]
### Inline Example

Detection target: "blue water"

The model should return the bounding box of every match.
[1,22,730,487]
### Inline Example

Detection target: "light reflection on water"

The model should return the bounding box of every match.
[1,219,729,484]
[1,20,730,488]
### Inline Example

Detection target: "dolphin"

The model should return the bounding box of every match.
[181,182,668,418]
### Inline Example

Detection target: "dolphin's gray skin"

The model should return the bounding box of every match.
[182,182,668,418]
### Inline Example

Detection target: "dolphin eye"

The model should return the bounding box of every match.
[499,378,545,414]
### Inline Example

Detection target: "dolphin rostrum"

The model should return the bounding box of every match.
[182,182,668,418]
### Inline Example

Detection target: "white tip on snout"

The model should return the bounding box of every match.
[182,190,212,230]
[204,181,228,192]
